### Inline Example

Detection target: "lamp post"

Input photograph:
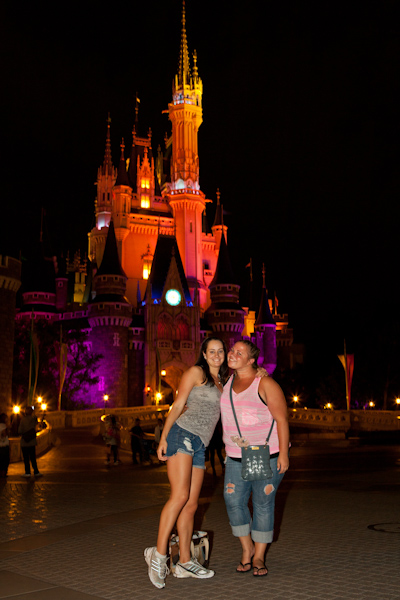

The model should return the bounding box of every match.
[103,394,109,413]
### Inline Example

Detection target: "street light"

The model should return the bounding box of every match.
[369,401,375,409]
[103,394,109,413]
[395,398,400,407]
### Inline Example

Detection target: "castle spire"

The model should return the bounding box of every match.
[101,113,113,175]
[255,264,275,326]
[115,139,130,187]
[178,1,190,87]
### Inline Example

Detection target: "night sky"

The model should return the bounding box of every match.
[2,1,399,366]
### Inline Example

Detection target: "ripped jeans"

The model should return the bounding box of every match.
[223,455,285,543]
[165,422,206,469]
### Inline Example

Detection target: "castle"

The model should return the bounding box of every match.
[14,4,293,410]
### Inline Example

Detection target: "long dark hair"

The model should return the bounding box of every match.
[195,337,229,386]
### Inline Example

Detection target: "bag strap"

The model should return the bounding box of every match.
[229,375,275,444]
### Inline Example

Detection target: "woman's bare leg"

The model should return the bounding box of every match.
[252,542,268,575]
[236,534,255,571]
[156,452,193,555]
[176,466,205,563]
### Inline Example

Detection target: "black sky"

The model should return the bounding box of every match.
[1,0,399,359]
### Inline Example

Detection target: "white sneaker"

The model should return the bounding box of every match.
[22,473,31,478]
[174,557,214,579]
[144,547,170,589]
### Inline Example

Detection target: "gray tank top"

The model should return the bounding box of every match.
[176,383,221,447]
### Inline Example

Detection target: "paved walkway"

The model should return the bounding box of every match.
[0,427,399,600]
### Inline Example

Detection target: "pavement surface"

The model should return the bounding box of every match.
[0,427,399,600]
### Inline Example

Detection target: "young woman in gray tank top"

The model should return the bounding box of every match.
[144,337,228,588]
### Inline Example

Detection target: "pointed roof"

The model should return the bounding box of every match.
[115,139,131,187]
[255,264,275,326]
[100,114,113,176]
[96,220,126,278]
[209,233,237,287]
[146,235,191,303]
[177,1,190,87]
[212,188,224,228]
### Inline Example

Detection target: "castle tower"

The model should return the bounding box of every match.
[55,254,69,312]
[89,116,118,268]
[0,256,21,411]
[88,220,132,407]
[164,2,207,303]
[205,233,244,350]
[112,139,132,257]
[253,264,277,374]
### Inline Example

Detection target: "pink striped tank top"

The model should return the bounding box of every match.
[221,375,280,458]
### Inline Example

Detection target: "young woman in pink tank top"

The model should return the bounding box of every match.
[221,340,290,577]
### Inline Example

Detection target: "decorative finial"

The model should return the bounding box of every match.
[216,188,221,204]
[103,112,113,171]
[192,49,198,78]
[135,93,140,127]
[262,263,266,288]
[120,138,125,158]
[178,0,190,86]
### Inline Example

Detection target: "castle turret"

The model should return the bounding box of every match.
[253,264,277,374]
[112,139,132,255]
[164,2,207,304]
[88,220,132,407]
[89,116,118,267]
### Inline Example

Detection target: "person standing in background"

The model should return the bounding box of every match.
[18,406,42,478]
[0,413,10,477]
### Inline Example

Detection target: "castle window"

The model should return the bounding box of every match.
[113,333,120,347]
[203,262,209,270]
[141,195,150,208]
[190,221,193,233]
[141,178,150,189]
[142,245,153,280]
[57,281,63,288]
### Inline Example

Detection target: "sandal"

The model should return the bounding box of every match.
[253,564,268,577]
[236,562,252,573]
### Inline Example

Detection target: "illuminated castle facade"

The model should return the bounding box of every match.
[16,5,293,409]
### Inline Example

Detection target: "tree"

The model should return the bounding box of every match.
[13,319,102,409]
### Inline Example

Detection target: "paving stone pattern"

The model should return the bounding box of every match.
[0,429,399,600]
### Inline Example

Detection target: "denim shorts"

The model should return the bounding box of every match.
[165,423,206,469]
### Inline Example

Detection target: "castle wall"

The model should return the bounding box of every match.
[0,256,21,412]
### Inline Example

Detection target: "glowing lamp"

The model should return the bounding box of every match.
[161,370,166,377]
[293,396,299,403]
[155,392,162,403]
[37,396,43,404]
[13,405,20,415]
[41,403,47,412]
[103,395,109,402]
[395,398,400,406]
[369,401,375,408]
[326,403,332,410]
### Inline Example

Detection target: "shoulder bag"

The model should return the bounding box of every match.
[229,376,274,481]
